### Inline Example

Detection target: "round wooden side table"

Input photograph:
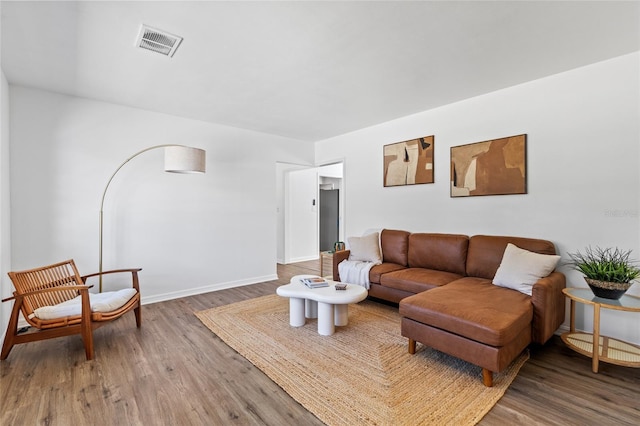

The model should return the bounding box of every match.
[561,287,640,373]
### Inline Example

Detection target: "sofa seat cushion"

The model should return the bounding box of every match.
[399,277,532,347]
[380,268,463,294]
[369,263,407,284]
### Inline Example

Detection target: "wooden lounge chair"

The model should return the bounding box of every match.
[1,259,141,360]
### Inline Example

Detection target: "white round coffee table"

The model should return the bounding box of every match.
[276,275,368,336]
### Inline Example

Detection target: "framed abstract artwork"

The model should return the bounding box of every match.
[450,134,527,197]
[383,135,434,187]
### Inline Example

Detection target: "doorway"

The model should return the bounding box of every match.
[276,161,344,264]
[319,188,339,251]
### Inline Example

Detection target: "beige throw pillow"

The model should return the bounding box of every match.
[493,243,560,296]
[348,232,382,264]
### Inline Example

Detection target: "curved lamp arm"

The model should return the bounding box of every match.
[99,144,206,292]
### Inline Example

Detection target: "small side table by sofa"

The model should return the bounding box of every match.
[561,287,640,373]
[319,251,334,278]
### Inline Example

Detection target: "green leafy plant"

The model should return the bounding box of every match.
[566,247,640,283]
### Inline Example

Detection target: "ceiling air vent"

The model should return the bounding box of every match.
[136,25,183,57]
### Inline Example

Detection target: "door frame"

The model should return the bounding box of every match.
[316,159,345,251]
[276,159,345,264]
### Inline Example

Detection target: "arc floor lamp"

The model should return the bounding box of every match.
[99,145,206,292]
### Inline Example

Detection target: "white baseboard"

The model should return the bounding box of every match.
[286,255,319,264]
[140,274,279,305]
[556,324,570,336]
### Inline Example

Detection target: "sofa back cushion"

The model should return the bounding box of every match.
[408,233,469,276]
[466,235,557,280]
[381,229,410,266]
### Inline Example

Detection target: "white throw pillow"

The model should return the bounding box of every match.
[348,232,382,264]
[492,243,560,296]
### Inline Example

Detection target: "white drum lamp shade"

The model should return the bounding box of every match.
[164,146,206,173]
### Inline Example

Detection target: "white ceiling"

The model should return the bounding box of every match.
[2,1,639,142]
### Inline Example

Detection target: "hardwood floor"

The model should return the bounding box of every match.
[1,259,638,425]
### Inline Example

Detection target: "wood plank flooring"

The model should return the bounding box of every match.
[1,259,638,425]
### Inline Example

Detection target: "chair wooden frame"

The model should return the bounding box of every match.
[1,259,141,360]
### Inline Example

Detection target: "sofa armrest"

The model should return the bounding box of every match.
[333,250,350,281]
[531,271,566,344]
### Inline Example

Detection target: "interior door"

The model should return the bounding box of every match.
[284,167,319,263]
[319,189,339,251]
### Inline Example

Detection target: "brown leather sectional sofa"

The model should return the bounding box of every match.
[332,229,566,386]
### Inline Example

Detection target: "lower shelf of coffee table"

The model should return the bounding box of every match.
[561,332,640,368]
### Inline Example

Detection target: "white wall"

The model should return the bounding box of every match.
[1,0,13,340]
[1,69,12,339]
[316,52,640,345]
[8,87,314,307]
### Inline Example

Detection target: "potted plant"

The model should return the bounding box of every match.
[566,246,640,300]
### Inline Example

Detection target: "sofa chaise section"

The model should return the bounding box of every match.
[399,234,565,386]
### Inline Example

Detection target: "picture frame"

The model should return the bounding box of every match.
[383,135,434,187]
[450,134,527,197]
